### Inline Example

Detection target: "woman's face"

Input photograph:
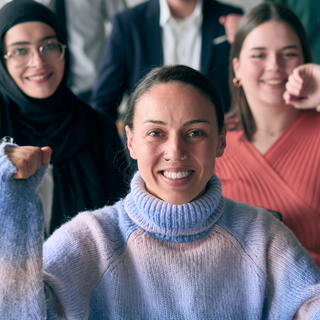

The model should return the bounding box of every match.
[3,21,65,99]
[126,82,226,205]
[233,20,304,109]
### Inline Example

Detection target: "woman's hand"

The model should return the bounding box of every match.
[5,146,52,179]
[284,63,320,111]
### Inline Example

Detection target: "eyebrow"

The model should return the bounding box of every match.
[7,35,58,48]
[250,45,300,51]
[143,119,211,126]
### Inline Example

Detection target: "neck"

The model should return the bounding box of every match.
[253,104,299,133]
[250,102,300,154]
[166,0,198,19]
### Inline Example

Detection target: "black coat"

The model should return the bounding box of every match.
[90,0,243,118]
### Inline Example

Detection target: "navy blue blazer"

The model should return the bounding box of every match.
[90,0,243,120]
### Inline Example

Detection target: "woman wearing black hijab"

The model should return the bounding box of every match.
[0,0,128,235]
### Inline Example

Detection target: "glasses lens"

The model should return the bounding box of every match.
[41,42,64,62]
[7,46,31,68]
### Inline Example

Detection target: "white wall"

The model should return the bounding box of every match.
[126,0,147,7]
[0,0,262,12]
[0,0,6,8]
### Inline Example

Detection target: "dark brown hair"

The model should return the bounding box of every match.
[124,64,225,133]
[228,2,313,141]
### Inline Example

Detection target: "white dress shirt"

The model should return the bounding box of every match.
[159,0,203,71]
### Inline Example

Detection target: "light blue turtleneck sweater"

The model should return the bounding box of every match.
[1,142,320,319]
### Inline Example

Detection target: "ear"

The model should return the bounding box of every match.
[216,125,227,158]
[125,125,138,160]
[232,57,241,79]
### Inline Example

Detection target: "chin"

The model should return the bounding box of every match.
[25,89,56,99]
[161,194,197,205]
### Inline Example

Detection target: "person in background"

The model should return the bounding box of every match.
[28,0,127,103]
[1,64,320,319]
[266,0,320,64]
[0,0,128,236]
[218,12,243,44]
[220,0,320,66]
[215,2,320,267]
[90,0,243,121]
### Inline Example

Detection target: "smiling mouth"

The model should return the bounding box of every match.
[162,170,193,180]
[262,79,284,85]
[27,74,51,81]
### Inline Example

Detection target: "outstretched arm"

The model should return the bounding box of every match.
[219,14,243,44]
[0,143,51,318]
[284,63,320,111]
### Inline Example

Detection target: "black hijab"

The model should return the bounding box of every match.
[0,0,128,233]
[0,0,87,163]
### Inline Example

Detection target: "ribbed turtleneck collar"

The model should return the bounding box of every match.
[125,172,225,242]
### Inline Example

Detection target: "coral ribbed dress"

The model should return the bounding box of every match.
[215,110,320,267]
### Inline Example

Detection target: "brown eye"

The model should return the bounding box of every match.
[13,47,29,56]
[251,54,264,58]
[148,130,161,137]
[283,53,297,57]
[42,42,57,52]
[188,131,204,137]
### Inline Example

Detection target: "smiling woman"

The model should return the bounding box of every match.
[3,21,65,99]
[214,2,320,268]
[3,21,66,99]
[1,64,320,318]
[125,67,226,204]
[0,0,128,236]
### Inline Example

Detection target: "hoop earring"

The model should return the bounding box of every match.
[232,78,242,87]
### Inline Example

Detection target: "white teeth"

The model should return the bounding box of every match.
[163,171,192,180]
[28,74,48,81]
[263,79,282,85]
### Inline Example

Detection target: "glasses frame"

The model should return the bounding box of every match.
[3,41,67,68]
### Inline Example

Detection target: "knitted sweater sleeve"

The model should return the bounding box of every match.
[0,142,51,318]
[221,199,320,319]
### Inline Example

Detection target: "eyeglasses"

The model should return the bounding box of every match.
[3,41,66,68]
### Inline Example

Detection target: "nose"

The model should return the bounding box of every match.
[164,134,187,162]
[28,50,46,68]
[266,54,282,72]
